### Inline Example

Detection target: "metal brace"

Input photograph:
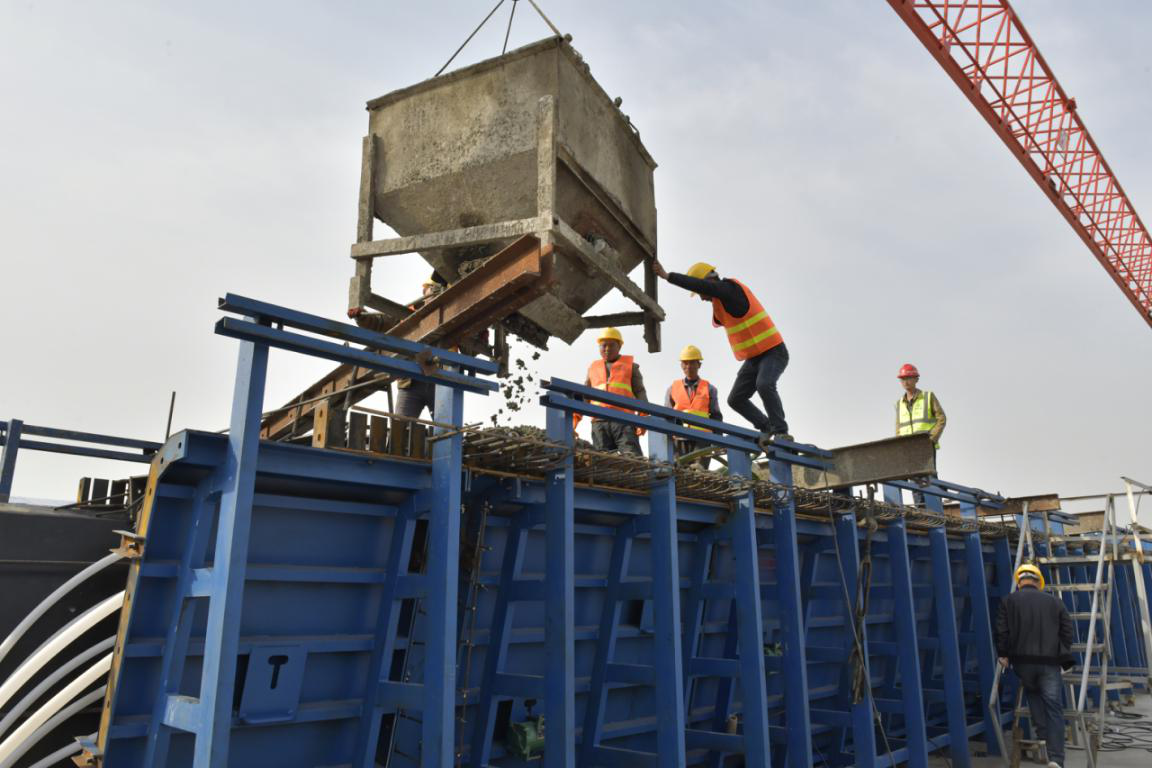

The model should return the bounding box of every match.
[112,529,146,560]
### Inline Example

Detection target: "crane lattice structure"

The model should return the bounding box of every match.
[889,0,1152,329]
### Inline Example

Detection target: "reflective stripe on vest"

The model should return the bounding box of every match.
[587,355,636,418]
[711,279,783,361]
[896,390,937,438]
[670,378,711,431]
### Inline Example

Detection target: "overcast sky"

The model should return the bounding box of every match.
[1,0,1149,505]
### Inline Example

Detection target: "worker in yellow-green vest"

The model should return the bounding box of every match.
[895,363,946,447]
[665,344,723,469]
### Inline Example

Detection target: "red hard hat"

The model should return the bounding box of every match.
[897,363,920,379]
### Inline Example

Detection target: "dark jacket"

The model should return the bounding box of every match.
[995,585,1075,666]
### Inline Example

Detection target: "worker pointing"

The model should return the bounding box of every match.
[665,345,722,469]
[895,363,946,448]
[581,327,647,456]
[651,260,790,448]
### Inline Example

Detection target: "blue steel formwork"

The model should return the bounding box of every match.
[94,297,1020,768]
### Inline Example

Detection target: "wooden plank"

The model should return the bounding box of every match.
[583,312,646,327]
[369,416,388,453]
[347,411,368,451]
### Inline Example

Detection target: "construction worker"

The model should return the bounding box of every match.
[895,363,946,447]
[581,327,647,455]
[650,260,790,447]
[665,345,722,469]
[996,564,1075,768]
[350,275,444,419]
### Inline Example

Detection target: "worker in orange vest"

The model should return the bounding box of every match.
[652,260,790,448]
[665,344,723,469]
[580,327,648,455]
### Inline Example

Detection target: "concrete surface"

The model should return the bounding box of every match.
[928,689,1152,767]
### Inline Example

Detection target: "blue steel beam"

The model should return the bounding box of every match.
[0,437,153,463]
[0,418,21,503]
[215,317,497,395]
[191,334,269,765]
[646,431,688,765]
[218,293,500,374]
[884,516,929,768]
[724,448,772,767]
[0,422,161,451]
[927,527,971,768]
[543,377,833,461]
[544,406,576,768]
[833,509,878,767]
[768,455,813,766]
[422,384,466,768]
[960,509,1000,754]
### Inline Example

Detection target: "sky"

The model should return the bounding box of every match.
[0,0,1149,505]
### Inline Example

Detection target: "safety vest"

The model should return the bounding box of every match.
[896,390,938,442]
[587,356,636,418]
[711,279,783,361]
[670,378,711,431]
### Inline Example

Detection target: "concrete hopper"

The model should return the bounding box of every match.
[350,36,664,351]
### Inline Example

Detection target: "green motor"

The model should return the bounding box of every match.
[506,715,546,760]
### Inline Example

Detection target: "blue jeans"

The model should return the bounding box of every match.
[728,343,789,434]
[1014,662,1064,765]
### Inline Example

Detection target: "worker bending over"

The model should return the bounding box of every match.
[996,564,1074,768]
[665,345,722,469]
[349,275,443,419]
[651,260,790,447]
[895,363,945,448]
[581,327,647,456]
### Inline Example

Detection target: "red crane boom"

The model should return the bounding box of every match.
[887,0,1152,329]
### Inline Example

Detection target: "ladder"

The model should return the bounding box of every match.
[991,497,1116,768]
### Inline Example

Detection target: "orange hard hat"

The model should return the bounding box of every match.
[897,363,920,379]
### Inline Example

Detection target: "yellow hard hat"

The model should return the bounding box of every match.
[679,344,703,362]
[1014,563,1045,590]
[597,327,623,344]
[685,262,717,280]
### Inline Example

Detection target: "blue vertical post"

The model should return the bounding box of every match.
[959,500,1000,753]
[422,383,465,768]
[963,528,1000,752]
[769,456,813,767]
[726,449,772,767]
[194,336,268,767]
[833,509,877,768]
[886,517,929,768]
[544,406,575,768]
[647,432,687,765]
[0,418,22,503]
[991,536,1016,712]
[928,527,970,768]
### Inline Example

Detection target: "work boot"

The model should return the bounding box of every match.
[757,432,774,451]
[771,433,794,443]
[1046,763,1061,768]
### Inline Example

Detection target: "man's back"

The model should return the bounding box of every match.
[996,586,1074,664]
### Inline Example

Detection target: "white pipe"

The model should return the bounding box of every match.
[0,636,114,738]
[0,591,123,712]
[25,740,81,768]
[0,552,123,667]
[0,686,106,768]
[0,654,110,765]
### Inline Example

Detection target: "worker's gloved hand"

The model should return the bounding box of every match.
[572,413,582,429]
[635,426,646,437]
[347,307,364,318]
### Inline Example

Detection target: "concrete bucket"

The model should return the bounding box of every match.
[354,36,663,349]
